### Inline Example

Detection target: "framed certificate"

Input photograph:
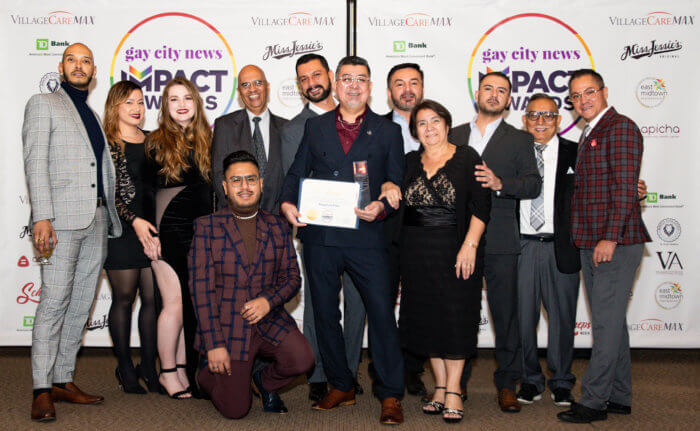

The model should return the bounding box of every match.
[297,178,360,229]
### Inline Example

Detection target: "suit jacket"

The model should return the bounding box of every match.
[551,136,581,274]
[449,120,541,254]
[188,208,301,361]
[571,107,650,249]
[281,103,317,175]
[212,109,288,214]
[279,108,405,249]
[22,87,121,237]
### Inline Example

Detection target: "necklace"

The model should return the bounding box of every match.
[233,210,258,220]
[338,116,363,132]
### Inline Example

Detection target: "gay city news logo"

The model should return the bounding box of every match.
[656,218,681,243]
[636,77,668,108]
[655,282,683,310]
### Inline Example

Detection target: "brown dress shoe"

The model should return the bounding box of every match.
[31,392,56,422]
[51,382,104,404]
[312,388,355,411]
[498,388,521,413]
[380,397,403,425]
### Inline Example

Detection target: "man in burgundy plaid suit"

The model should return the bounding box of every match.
[558,70,650,424]
[189,151,313,419]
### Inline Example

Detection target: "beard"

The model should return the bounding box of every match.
[477,98,507,116]
[303,84,332,103]
[227,193,261,216]
[391,91,420,112]
[62,71,92,90]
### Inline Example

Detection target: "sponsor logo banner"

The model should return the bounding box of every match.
[9,11,95,26]
[609,12,695,26]
[643,191,682,208]
[656,218,681,243]
[620,40,683,60]
[263,40,323,60]
[636,77,668,108]
[654,282,683,309]
[250,12,336,27]
[367,13,453,28]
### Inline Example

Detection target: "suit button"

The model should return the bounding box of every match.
[333,170,339,176]
[90,162,95,167]
[91,183,96,188]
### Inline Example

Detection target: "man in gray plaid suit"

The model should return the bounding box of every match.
[23,43,121,422]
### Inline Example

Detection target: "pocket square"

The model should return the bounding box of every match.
[567,167,575,174]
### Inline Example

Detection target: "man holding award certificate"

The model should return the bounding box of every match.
[280,56,406,425]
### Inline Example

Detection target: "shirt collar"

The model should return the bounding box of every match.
[535,134,559,148]
[470,114,503,133]
[246,107,269,122]
[308,102,331,116]
[392,109,409,126]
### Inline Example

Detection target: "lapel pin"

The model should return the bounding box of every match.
[367,130,372,136]
[590,139,597,147]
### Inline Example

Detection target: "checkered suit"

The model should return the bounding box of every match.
[571,107,650,248]
[188,209,301,361]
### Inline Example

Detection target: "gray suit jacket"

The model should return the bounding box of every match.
[212,109,288,214]
[22,87,121,237]
[281,103,317,175]
[449,120,540,254]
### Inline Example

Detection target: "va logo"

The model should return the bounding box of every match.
[656,251,683,270]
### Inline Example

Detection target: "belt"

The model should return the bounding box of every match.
[96,197,105,207]
[520,233,554,242]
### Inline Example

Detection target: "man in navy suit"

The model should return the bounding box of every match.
[280,56,405,425]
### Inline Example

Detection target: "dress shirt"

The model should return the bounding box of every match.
[520,135,559,235]
[392,110,420,154]
[468,115,503,156]
[246,108,270,157]
[336,106,367,154]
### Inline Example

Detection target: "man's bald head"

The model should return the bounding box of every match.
[59,43,96,90]
[237,64,269,115]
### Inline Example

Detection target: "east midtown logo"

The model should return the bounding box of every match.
[468,13,594,136]
[609,11,694,26]
[10,11,95,25]
[368,13,452,27]
[636,77,667,108]
[110,13,237,129]
[251,12,336,27]
[655,282,683,310]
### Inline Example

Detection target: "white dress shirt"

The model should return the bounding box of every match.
[468,115,503,156]
[308,102,331,116]
[392,110,421,154]
[246,108,270,157]
[520,135,559,235]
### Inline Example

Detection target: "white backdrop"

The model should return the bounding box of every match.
[1,0,697,349]
[358,0,698,348]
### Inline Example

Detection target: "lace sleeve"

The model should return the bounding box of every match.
[109,143,138,224]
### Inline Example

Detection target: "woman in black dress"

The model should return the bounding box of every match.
[146,77,213,399]
[397,100,490,423]
[103,81,160,394]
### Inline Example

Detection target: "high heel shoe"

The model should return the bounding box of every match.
[159,368,191,399]
[135,363,162,393]
[175,364,192,393]
[422,386,446,415]
[442,392,464,424]
[115,367,147,394]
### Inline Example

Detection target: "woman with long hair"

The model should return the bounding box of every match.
[146,77,213,399]
[103,81,160,394]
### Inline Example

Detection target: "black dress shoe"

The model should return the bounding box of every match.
[405,372,427,397]
[606,400,631,415]
[252,370,288,414]
[557,402,607,423]
[308,382,328,402]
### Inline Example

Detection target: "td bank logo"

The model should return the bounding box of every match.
[23,316,34,327]
[36,39,48,50]
[393,40,428,52]
[393,41,406,52]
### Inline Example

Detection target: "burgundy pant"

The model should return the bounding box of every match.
[198,327,314,419]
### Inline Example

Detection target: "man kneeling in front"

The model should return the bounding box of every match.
[189,150,313,418]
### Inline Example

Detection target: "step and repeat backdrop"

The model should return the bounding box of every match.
[1,0,697,348]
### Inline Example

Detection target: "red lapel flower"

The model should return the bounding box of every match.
[590,139,597,147]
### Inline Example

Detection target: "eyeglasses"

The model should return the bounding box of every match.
[570,87,603,103]
[226,175,260,186]
[240,80,266,89]
[337,74,370,86]
[525,111,558,122]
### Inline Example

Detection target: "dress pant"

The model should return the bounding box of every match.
[32,207,108,388]
[579,244,643,410]
[197,327,314,419]
[304,244,404,399]
[517,239,579,393]
[461,253,521,391]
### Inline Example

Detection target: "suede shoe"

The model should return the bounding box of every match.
[558,401,607,423]
[498,388,521,412]
[606,400,631,415]
[312,387,355,410]
[308,382,328,402]
[516,383,542,404]
[251,370,288,414]
[31,392,56,422]
[380,397,403,425]
[51,382,103,404]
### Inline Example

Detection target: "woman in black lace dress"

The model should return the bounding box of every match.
[397,100,490,423]
[103,81,159,394]
[146,77,213,399]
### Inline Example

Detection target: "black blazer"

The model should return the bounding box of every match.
[449,120,541,254]
[551,136,581,274]
[211,109,288,214]
[279,108,405,248]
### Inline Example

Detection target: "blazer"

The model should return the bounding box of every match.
[571,107,650,249]
[212,109,289,214]
[188,208,301,361]
[22,87,121,237]
[449,120,541,254]
[281,103,317,175]
[279,108,405,249]
[551,136,581,274]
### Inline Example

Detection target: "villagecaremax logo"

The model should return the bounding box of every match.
[609,11,694,26]
[250,12,336,27]
[367,12,452,27]
[620,40,682,60]
[9,10,95,25]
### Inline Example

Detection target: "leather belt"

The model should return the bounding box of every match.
[96,197,105,208]
[520,233,554,242]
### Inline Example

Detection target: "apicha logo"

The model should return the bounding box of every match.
[110,12,237,129]
[467,13,595,136]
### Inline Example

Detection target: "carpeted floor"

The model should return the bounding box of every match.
[2,348,698,430]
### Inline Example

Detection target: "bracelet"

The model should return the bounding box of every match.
[465,241,478,249]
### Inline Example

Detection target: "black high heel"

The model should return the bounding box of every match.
[422,386,446,415]
[135,363,162,393]
[115,367,147,394]
[175,364,192,393]
[159,368,191,399]
[442,392,464,424]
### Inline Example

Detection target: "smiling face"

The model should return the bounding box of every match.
[387,67,424,112]
[222,161,262,212]
[333,64,372,111]
[297,59,333,103]
[415,108,448,148]
[238,65,269,115]
[166,84,195,128]
[475,74,511,117]
[570,74,609,122]
[59,43,96,90]
[522,97,561,144]
[117,89,145,129]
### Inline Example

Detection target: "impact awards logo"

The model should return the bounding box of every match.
[467,13,595,136]
[110,12,237,128]
[636,77,668,108]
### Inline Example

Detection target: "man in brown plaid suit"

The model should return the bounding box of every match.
[558,69,650,424]
[189,151,313,419]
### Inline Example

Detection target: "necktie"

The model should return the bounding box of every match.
[530,143,546,231]
[252,116,267,178]
[578,125,591,146]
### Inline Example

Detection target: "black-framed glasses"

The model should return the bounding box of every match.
[226,175,260,186]
[570,87,603,103]
[525,111,558,122]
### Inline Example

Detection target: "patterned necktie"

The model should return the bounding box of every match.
[578,125,591,146]
[530,143,546,231]
[251,116,267,178]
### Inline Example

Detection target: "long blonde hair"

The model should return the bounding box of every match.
[103,80,143,153]
[145,77,212,184]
